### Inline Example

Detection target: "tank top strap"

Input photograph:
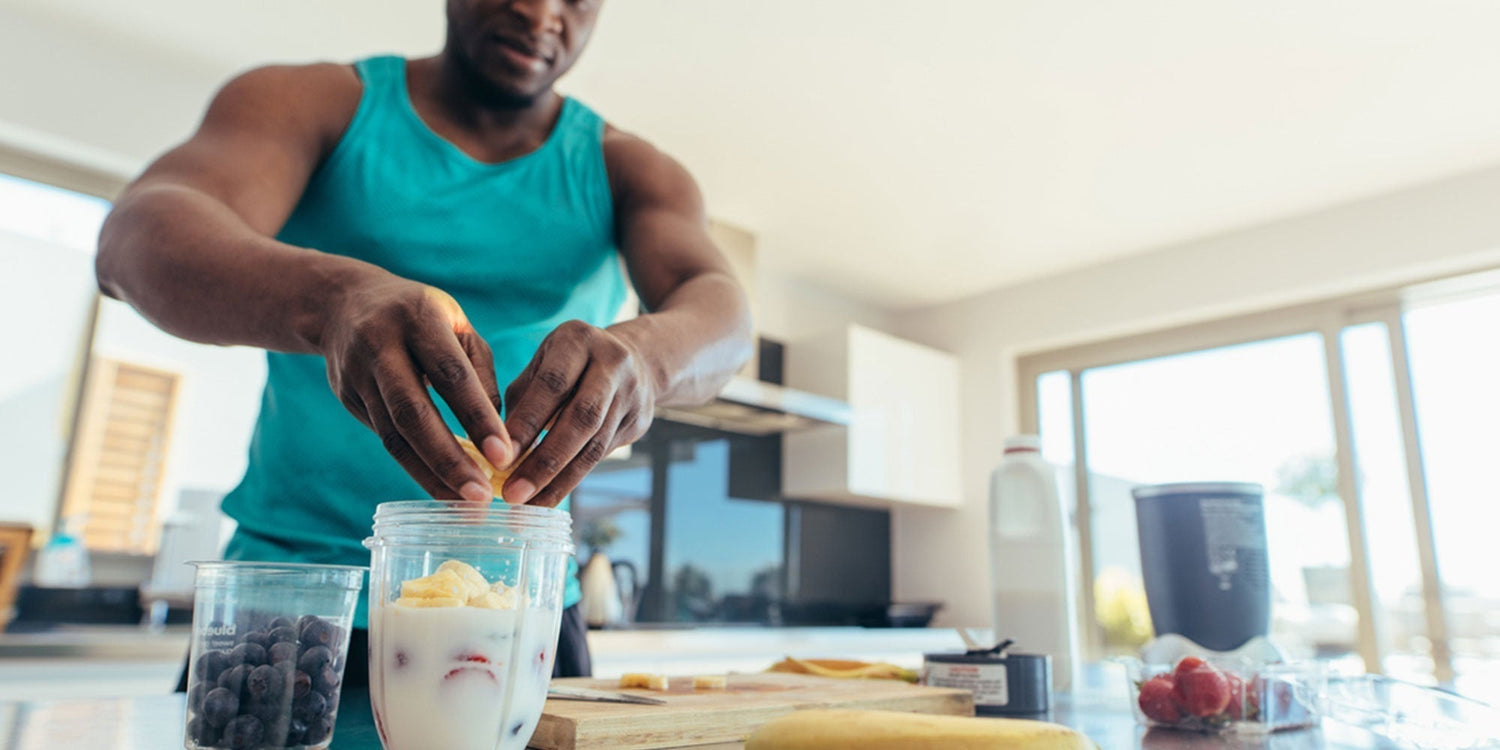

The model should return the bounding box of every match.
[353,55,406,110]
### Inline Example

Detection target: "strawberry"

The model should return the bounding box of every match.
[1171,656,1208,684]
[1174,661,1232,717]
[1137,674,1182,723]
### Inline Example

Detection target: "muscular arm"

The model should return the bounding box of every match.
[97,64,360,352]
[97,64,516,503]
[608,135,755,407]
[500,131,754,506]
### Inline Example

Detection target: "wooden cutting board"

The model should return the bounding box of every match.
[529,673,974,750]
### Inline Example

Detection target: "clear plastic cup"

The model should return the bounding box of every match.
[363,501,574,750]
[183,562,365,749]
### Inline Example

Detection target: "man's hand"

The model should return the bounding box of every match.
[500,320,657,506]
[319,269,516,503]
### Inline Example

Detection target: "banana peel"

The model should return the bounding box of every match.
[768,656,919,683]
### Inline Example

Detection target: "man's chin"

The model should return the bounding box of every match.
[476,71,551,107]
[452,51,553,106]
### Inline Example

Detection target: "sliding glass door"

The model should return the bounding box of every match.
[1021,272,1500,701]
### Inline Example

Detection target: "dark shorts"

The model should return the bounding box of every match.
[176,603,592,691]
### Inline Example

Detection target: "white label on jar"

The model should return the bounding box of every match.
[1200,498,1267,592]
[922,662,1009,706]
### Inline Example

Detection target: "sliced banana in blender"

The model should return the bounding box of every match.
[436,560,490,599]
[400,568,470,600]
[393,596,467,608]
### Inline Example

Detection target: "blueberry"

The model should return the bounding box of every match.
[302,714,334,745]
[186,714,220,746]
[244,696,285,729]
[217,664,252,696]
[194,650,232,682]
[313,663,340,695]
[268,625,299,645]
[187,682,209,712]
[237,629,270,648]
[285,718,307,746]
[268,616,294,631]
[222,714,265,749]
[292,670,312,699]
[268,641,298,666]
[293,691,327,723]
[201,686,239,728]
[230,642,267,668]
[297,645,332,675]
[298,617,337,649]
[248,664,284,700]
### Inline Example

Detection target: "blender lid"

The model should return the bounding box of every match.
[1131,482,1263,499]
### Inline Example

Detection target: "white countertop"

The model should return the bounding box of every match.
[0,624,967,700]
[586,627,967,677]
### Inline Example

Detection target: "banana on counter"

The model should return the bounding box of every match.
[766,656,919,682]
[744,709,1097,750]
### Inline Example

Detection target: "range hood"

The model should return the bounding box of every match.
[654,375,851,436]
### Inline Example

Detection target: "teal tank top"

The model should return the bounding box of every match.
[220,55,623,626]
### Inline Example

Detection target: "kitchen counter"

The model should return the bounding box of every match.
[0,625,963,701]
[0,667,1406,749]
[0,624,190,659]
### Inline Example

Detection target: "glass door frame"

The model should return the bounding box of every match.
[1015,272,1495,680]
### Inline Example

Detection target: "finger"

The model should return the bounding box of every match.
[327,362,373,429]
[457,329,514,467]
[410,322,513,469]
[356,381,457,501]
[337,387,372,429]
[504,363,614,505]
[526,402,624,508]
[503,329,591,452]
[371,352,493,503]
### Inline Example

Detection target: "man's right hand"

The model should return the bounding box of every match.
[318,268,515,503]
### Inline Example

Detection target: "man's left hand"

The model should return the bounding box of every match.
[500,319,657,506]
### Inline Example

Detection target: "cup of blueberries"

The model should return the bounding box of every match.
[184,562,365,749]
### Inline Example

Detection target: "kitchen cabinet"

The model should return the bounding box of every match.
[782,325,961,508]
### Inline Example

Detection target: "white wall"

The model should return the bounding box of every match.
[889,165,1500,629]
[756,273,898,344]
[0,8,228,170]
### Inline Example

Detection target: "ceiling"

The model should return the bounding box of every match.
[16,1,1500,308]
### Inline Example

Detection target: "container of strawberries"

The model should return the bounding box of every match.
[1125,656,1325,734]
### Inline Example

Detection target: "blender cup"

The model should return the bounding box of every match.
[363,501,574,750]
[184,562,365,749]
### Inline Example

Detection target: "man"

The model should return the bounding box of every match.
[97,0,752,685]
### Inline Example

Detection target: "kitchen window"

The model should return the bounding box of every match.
[1019,267,1500,702]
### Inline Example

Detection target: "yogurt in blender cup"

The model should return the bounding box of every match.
[365,501,573,750]
[371,561,562,750]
